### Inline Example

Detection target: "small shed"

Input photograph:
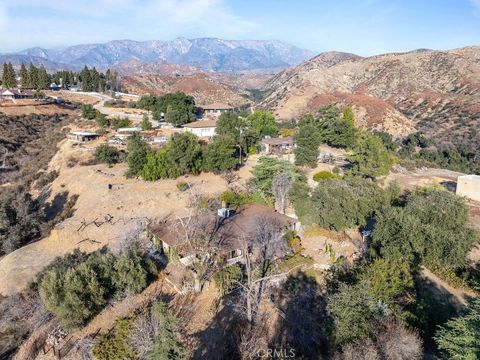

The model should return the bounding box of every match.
[456,175,480,202]
[67,131,99,142]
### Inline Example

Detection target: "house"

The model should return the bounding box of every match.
[1,89,34,100]
[260,137,295,154]
[200,103,234,117]
[67,131,99,142]
[183,119,217,138]
[456,175,480,202]
[148,203,299,265]
[50,83,62,91]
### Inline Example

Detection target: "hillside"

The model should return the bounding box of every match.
[13,38,315,73]
[121,73,249,106]
[261,46,480,144]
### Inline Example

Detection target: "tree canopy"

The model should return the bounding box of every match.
[372,189,478,270]
[137,93,196,126]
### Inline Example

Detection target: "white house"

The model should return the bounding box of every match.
[183,119,217,138]
[200,103,234,117]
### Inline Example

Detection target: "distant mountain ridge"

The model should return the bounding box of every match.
[5,38,315,73]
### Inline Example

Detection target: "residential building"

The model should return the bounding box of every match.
[260,137,295,154]
[148,203,299,265]
[183,119,217,138]
[200,103,234,117]
[1,89,34,100]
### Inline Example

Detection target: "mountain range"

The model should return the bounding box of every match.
[2,38,315,73]
[260,46,480,146]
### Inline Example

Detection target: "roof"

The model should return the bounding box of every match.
[148,203,298,252]
[117,127,141,132]
[458,175,480,181]
[261,137,294,146]
[183,119,217,128]
[70,131,98,136]
[2,89,34,96]
[201,103,234,110]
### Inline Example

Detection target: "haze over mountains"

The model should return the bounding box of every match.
[3,38,315,73]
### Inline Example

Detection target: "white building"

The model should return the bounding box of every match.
[200,103,234,117]
[457,175,480,202]
[183,119,217,138]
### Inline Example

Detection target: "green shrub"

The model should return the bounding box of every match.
[81,104,97,120]
[251,157,306,198]
[312,170,341,182]
[372,189,478,270]
[93,316,136,360]
[291,177,391,230]
[176,181,189,192]
[95,144,121,164]
[37,250,157,329]
[126,133,149,178]
[434,298,480,359]
[95,112,110,128]
[327,282,383,345]
[279,253,314,272]
[214,264,243,295]
[110,117,132,130]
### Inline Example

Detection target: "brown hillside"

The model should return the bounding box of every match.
[121,73,250,106]
[261,46,480,144]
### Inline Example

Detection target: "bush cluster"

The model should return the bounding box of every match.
[36,249,157,329]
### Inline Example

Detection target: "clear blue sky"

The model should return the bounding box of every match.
[1,0,479,55]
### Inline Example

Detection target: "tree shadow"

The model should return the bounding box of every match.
[190,297,241,360]
[440,180,457,192]
[270,271,330,359]
[43,191,69,221]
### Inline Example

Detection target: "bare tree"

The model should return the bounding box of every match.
[272,172,291,214]
[234,216,292,323]
[128,310,161,358]
[337,339,380,360]
[237,316,270,360]
[374,321,423,360]
[171,208,219,292]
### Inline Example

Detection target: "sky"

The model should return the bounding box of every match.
[0,0,479,55]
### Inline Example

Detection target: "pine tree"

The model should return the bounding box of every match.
[19,63,28,88]
[90,67,100,92]
[141,113,153,130]
[81,66,91,92]
[1,63,8,88]
[435,298,480,359]
[2,63,17,88]
[27,63,38,89]
[37,65,49,90]
[7,63,17,88]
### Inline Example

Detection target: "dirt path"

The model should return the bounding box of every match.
[383,167,464,191]
[420,267,477,307]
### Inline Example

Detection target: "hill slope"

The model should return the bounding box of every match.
[261,46,480,144]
